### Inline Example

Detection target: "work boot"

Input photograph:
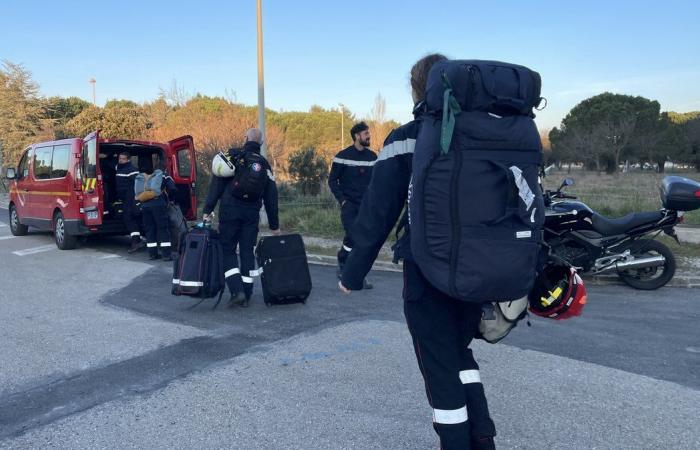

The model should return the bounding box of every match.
[128,239,145,253]
[228,292,242,308]
[148,253,161,260]
[363,279,373,290]
[471,436,496,450]
[241,293,252,308]
[162,255,173,262]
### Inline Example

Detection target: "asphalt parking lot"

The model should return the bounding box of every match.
[0,206,698,449]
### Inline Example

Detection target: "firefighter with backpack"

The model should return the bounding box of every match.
[203,128,280,307]
[337,54,554,450]
[135,165,177,261]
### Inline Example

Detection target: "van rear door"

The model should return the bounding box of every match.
[80,131,104,226]
[167,135,197,220]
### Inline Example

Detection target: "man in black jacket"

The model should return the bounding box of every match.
[328,121,377,287]
[114,151,144,253]
[339,55,497,450]
[203,128,280,307]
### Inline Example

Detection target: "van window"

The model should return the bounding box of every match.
[17,149,31,180]
[177,148,191,178]
[34,147,53,180]
[51,144,71,178]
[82,139,97,178]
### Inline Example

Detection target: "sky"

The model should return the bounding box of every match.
[1,0,699,131]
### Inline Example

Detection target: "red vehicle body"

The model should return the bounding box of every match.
[5,131,197,249]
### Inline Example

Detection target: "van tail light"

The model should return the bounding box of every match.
[74,163,83,191]
[694,190,700,198]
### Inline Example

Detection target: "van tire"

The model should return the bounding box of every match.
[9,204,29,236]
[54,211,77,250]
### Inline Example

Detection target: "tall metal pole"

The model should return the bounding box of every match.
[89,78,96,106]
[256,0,267,157]
[338,103,345,149]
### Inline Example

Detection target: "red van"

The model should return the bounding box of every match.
[5,131,197,249]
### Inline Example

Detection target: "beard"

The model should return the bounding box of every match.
[359,137,371,147]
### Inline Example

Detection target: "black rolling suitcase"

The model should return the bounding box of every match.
[172,226,226,309]
[256,234,312,305]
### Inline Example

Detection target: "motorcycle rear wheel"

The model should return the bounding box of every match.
[617,240,676,290]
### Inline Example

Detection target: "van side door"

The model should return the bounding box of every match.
[167,135,197,220]
[80,132,104,227]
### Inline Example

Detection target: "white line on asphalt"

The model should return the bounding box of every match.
[99,254,120,260]
[13,244,56,256]
[0,223,8,227]
[0,235,16,241]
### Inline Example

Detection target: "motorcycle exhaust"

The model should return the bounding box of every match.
[596,255,666,274]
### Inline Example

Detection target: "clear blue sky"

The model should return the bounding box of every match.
[1,0,699,130]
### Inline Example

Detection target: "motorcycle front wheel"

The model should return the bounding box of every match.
[617,240,676,290]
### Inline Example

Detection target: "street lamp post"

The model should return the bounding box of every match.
[89,78,96,106]
[256,0,267,157]
[338,103,345,149]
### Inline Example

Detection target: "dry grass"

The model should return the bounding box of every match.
[543,168,700,225]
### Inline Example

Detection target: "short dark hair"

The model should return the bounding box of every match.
[118,151,131,158]
[350,121,369,142]
[410,53,448,102]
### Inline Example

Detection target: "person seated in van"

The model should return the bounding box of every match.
[115,151,145,253]
[137,167,176,261]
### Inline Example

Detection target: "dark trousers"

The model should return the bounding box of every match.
[220,209,260,298]
[120,198,142,244]
[338,201,359,266]
[403,261,496,450]
[142,203,171,258]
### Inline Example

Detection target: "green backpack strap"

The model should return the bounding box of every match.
[440,72,462,155]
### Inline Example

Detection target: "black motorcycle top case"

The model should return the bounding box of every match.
[660,176,700,211]
[256,234,312,305]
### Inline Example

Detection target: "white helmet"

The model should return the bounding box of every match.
[212,151,236,178]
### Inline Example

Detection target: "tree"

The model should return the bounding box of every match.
[288,147,328,195]
[104,99,139,109]
[553,93,660,173]
[43,96,91,138]
[0,60,45,167]
[65,105,151,139]
[368,92,393,150]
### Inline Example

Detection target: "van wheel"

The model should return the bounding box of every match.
[54,212,77,250]
[9,205,29,236]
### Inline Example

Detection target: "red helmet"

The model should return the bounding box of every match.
[528,264,587,320]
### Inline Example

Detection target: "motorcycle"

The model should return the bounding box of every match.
[542,173,700,290]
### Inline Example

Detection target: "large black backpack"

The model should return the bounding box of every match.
[230,151,269,201]
[409,60,546,303]
[172,226,226,308]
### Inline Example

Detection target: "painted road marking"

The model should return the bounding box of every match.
[13,244,56,256]
[0,235,16,241]
[98,254,120,260]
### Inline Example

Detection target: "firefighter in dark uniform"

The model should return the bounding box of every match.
[115,151,144,253]
[328,121,377,288]
[339,54,497,450]
[203,128,280,307]
[140,167,176,261]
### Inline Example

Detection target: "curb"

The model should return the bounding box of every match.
[307,253,700,288]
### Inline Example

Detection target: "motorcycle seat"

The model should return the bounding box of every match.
[591,211,665,236]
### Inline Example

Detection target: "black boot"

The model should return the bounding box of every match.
[471,436,496,450]
[228,292,242,308]
[128,237,145,253]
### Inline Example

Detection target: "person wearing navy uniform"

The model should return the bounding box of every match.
[114,151,144,253]
[140,166,176,261]
[328,121,377,288]
[339,54,497,450]
[203,128,280,307]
